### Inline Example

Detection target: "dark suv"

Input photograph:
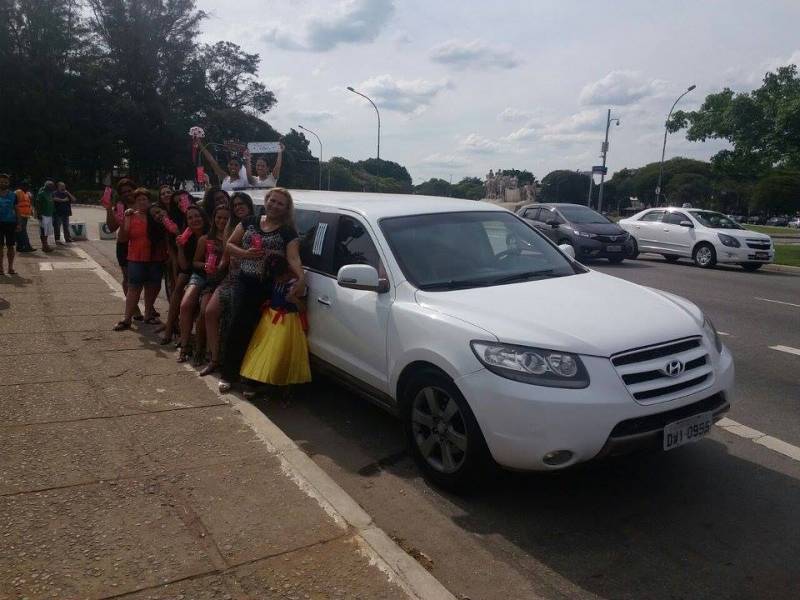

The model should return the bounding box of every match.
[517,203,632,263]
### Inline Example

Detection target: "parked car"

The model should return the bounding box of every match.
[766,216,789,227]
[248,190,734,490]
[788,218,800,229]
[619,207,773,270]
[516,203,632,263]
[747,215,765,225]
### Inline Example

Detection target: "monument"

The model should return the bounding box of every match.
[484,170,535,205]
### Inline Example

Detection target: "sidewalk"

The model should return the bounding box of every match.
[0,242,453,599]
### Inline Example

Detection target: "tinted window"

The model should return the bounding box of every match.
[333,216,381,273]
[689,210,743,229]
[639,210,665,222]
[558,205,611,224]
[541,209,563,224]
[663,212,689,225]
[295,209,323,270]
[523,207,540,220]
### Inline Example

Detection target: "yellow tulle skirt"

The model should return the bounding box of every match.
[240,309,311,385]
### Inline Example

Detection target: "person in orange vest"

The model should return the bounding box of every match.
[15,180,35,252]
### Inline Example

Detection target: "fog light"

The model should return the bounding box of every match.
[543,450,574,466]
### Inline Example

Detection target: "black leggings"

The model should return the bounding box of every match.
[220,275,271,381]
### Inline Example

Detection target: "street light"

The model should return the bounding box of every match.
[656,84,696,204]
[347,86,381,178]
[298,124,323,190]
[597,109,620,214]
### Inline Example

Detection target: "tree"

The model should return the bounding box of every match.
[414,178,452,197]
[751,171,800,215]
[540,170,590,203]
[452,177,485,200]
[199,42,276,114]
[360,159,412,191]
[497,169,535,185]
[670,65,800,178]
[664,173,713,206]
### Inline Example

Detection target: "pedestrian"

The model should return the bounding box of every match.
[0,173,19,275]
[14,180,35,252]
[199,191,254,376]
[52,181,75,244]
[34,180,55,253]
[248,142,284,188]
[156,185,183,301]
[105,178,142,320]
[113,190,167,330]
[159,204,208,346]
[177,205,229,362]
[217,188,305,393]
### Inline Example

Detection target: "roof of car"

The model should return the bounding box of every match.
[210,188,507,220]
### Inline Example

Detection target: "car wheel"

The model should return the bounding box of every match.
[608,256,625,264]
[663,255,680,263]
[404,369,490,492]
[692,243,717,268]
[626,238,639,259]
[741,262,763,271]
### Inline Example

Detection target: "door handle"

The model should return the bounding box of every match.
[663,228,670,232]
[317,296,331,306]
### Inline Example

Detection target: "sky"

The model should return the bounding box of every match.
[196,0,800,184]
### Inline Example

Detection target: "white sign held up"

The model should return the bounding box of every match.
[247,142,282,154]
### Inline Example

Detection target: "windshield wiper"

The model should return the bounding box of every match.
[419,279,493,290]
[492,269,566,284]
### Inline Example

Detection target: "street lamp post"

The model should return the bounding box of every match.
[298,124,322,190]
[656,84,696,204]
[597,108,620,214]
[347,86,381,179]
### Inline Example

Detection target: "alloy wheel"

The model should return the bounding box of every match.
[696,246,713,266]
[411,386,468,474]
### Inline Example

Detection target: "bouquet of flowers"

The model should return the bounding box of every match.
[189,126,205,140]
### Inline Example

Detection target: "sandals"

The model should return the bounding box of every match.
[7,269,16,275]
[113,321,131,331]
[218,380,232,393]
[176,350,191,363]
[144,316,161,325]
[198,362,218,377]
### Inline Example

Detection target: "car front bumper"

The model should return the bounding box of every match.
[455,345,735,471]
[573,236,633,259]
[715,245,774,264]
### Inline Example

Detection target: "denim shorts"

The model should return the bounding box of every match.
[128,261,164,287]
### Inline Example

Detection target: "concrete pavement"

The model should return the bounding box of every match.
[0,241,453,599]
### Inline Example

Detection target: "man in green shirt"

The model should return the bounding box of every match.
[35,180,55,253]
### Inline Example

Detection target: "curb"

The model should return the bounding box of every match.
[763,263,800,274]
[68,245,456,600]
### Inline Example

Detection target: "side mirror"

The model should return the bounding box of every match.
[337,264,385,293]
[547,220,560,228]
[559,244,575,259]
[679,221,694,228]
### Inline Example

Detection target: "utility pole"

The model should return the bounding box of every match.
[598,109,620,214]
[347,86,381,179]
[656,84,696,204]
[297,125,322,190]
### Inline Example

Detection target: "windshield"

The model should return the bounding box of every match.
[557,205,611,224]
[689,210,743,230]
[380,211,584,291]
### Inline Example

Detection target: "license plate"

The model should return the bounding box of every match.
[606,245,622,252]
[663,411,713,451]
[754,252,769,259]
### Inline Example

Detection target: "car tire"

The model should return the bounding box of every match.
[663,255,680,263]
[403,368,491,492]
[626,238,639,260]
[741,262,763,271]
[692,243,717,269]
[608,256,625,264]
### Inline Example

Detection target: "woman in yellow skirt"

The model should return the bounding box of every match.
[240,256,311,388]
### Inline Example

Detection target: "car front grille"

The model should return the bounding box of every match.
[745,238,771,250]
[611,337,713,404]
[594,233,628,243]
[608,393,727,438]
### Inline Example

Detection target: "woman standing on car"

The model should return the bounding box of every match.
[248,143,284,188]
[217,188,305,392]
[199,144,250,192]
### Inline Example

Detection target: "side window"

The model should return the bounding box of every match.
[663,212,689,225]
[542,209,562,224]
[639,210,665,222]
[333,215,382,273]
[295,209,323,271]
[524,207,540,220]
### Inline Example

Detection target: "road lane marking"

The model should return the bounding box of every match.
[755,297,800,308]
[769,345,800,357]
[718,331,731,336]
[716,418,800,462]
[38,262,52,271]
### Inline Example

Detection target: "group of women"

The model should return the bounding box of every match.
[104,156,310,397]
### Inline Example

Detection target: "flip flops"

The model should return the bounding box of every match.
[113,321,131,331]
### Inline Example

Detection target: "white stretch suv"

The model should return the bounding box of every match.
[258,191,733,489]
[619,208,774,270]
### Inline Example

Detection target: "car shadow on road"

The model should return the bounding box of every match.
[263,380,800,600]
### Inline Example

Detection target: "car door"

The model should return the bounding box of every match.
[630,210,666,251]
[305,211,393,394]
[660,211,694,256]
[535,208,562,242]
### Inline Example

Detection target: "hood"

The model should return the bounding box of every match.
[415,271,703,357]
[569,222,626,235]
[722,228,770,243]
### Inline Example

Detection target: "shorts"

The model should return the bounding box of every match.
[116,241,128,267]
[0,222,16,247]
[188,272,207,289]
[128,261,164,287]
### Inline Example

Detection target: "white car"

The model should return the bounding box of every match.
[249,191,734,489]
[619,207,774,271]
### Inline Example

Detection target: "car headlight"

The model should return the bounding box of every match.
[573,230,596,238]
[718,233,741,248]
[471,341,590,388]
[703,316,723,353]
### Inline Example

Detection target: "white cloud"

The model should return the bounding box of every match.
[356,75,453,114]
[498,107,535,123]
[580,70,665,106]
[290,109,337,123]
[430,40,521,70]
[459,133,502,154]
[504,126,538,142]
[264,0,395,52]
[393,31,412,46]
[419,153,469,168]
